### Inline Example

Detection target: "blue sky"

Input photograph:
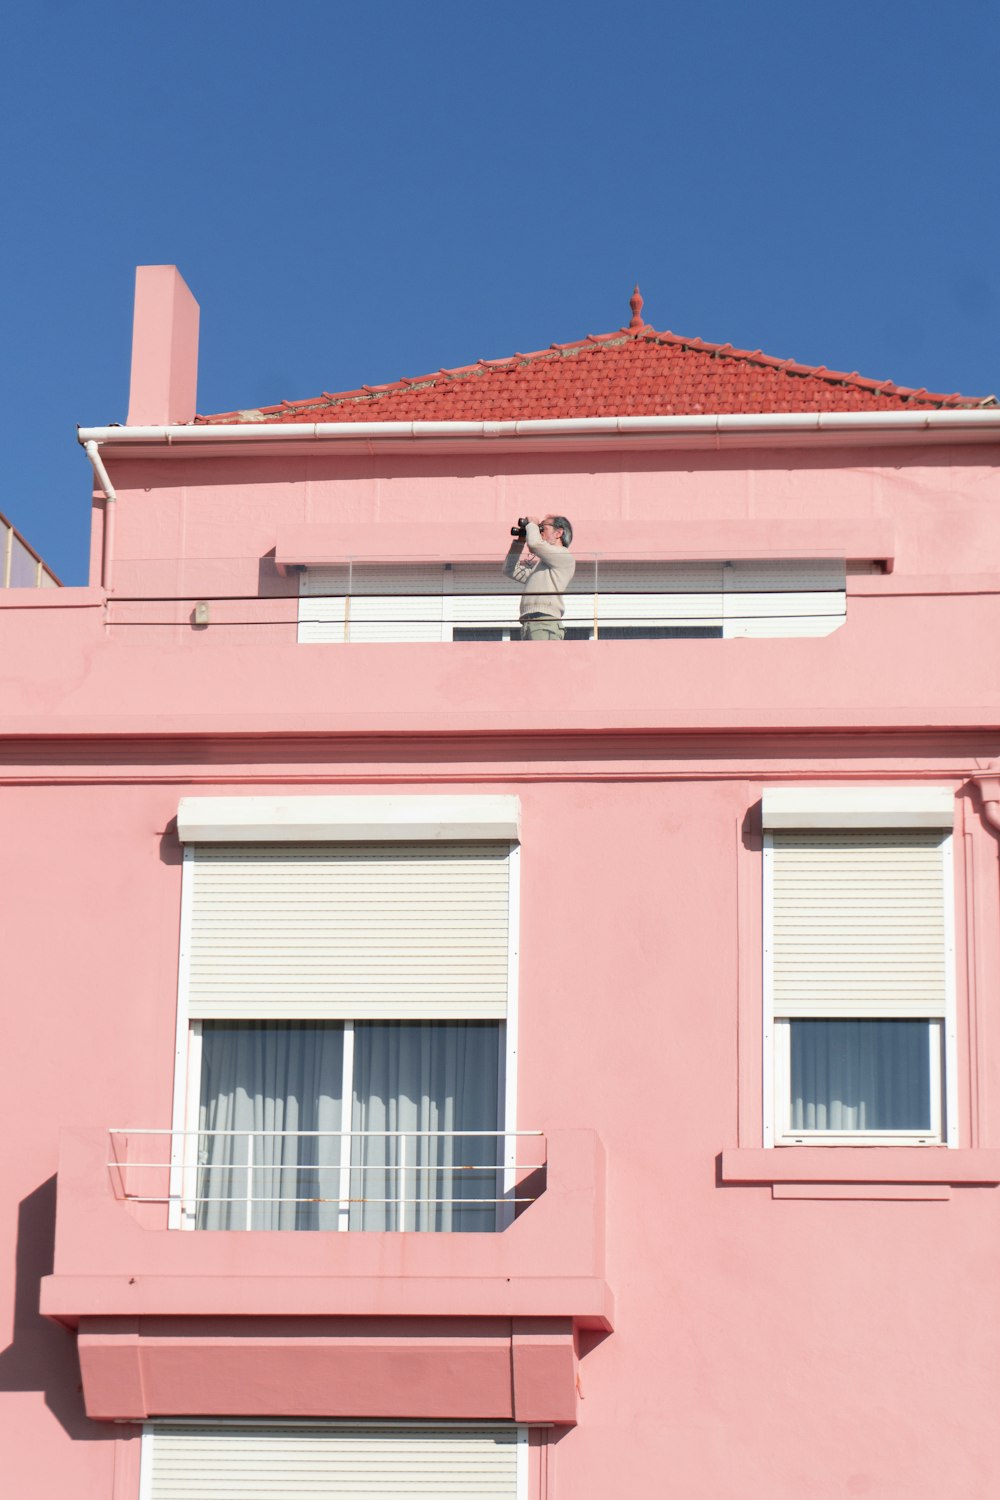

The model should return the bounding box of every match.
[2,0,997,583]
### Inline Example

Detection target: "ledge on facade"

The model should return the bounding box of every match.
[274,520,896,571]
[0,586,105,610]
[720,1147,1000,1186]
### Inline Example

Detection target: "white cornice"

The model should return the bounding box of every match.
[77,408,1000,457]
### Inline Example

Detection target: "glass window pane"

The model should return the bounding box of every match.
[350,1021,502,1232]
[197,1020,344,1230]
[789,1019,934,1133]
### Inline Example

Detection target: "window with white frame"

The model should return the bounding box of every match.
[172,798,519,1231]
[762,788,956,1147]
[298,558,851,643]
[141,1422,527,1500]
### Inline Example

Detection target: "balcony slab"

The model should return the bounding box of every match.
[41,1127,610,1423]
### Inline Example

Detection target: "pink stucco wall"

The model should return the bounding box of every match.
[4,409,1000,1497]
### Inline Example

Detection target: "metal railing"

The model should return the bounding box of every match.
[1,509,61,588]
[107,1128,546,1232]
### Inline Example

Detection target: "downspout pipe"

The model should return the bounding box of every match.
[84,439,117,591]
[973,773,1000,837]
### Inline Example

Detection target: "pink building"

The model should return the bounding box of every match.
[3,264,1000,1498]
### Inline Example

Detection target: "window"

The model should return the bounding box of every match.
[762,789,956,1146]
[141,1422,526,1499]
[194,1018,502,1231]
[172,808,519,1231]
[298,559,847,643]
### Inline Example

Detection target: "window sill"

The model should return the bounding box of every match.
[720,1147,1000,1197]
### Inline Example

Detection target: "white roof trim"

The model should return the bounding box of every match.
[762,787,955,830]
[79,410,1000,446]
[177,794,520,843]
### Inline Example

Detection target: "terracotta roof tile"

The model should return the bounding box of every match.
[195,317,996,424]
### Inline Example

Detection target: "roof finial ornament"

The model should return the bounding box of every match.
[629,284,645,333]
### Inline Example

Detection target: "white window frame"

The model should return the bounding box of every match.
[769,1016,947,1147]
[139,1420,529,1500]
[761,791,958,1149]
[169,830,520,1231]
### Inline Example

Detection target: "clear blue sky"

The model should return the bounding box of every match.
[2,0,997,583]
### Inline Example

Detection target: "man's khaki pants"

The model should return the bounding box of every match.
[520,618,565,641]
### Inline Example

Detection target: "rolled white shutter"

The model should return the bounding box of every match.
[449,563,522,631]
[187,841,511,1020]
[300,559,845,640]
[770,830,949,1019]
[300,566,446,642]
[723,558,845,637]
[571,560,724,631]
[148,1423,521,1498]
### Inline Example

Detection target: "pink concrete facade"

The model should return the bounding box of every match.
[3,268,1000,1497]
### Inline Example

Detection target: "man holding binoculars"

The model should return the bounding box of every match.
[502,515,575,640]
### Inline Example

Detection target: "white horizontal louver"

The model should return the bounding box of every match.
[770,830,948,1019]
[723,558,845,638]
[301,566,446,642]
[450,564,522,630]
[574,560,724,630]
[299,558,846,640]
[187,841,511,1020]
[148,1424,520,1498]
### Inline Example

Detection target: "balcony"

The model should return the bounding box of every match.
[41,1126,610,1423]
[107,1127,544,1233]
[4,573,996,740]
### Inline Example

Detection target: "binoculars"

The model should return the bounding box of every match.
[510,517,530,540]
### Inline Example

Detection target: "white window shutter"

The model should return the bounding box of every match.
[722,558,846,637]
[770,830,949,1019]
[451,563,524,630]
[300,565,446,642]
[299,559,846,641]
[187,841,512,1020]
[148,1424,521,1498]
[576,560,724,631]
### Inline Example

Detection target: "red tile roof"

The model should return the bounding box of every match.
[196,293,995,424]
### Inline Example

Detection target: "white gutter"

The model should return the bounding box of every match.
[77,409,1000,447]
[83,439,118,590]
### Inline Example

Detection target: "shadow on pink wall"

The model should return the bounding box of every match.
[0,1177,126,1442]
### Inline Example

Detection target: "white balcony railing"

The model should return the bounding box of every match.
[107,1128,546,1233]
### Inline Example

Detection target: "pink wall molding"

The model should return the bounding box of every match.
[274,520,896,571]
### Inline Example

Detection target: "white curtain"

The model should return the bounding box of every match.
[197,1021,344,1230]
[196,1020,501,1231]
[351,1021,501,1232]
[789,1019,932,1132]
